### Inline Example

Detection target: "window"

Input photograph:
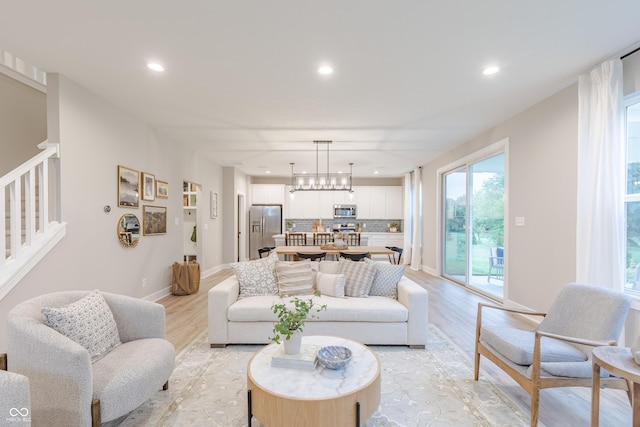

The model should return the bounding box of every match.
[625,94,640,293]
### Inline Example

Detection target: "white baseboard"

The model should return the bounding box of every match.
[143,287,171,302]
[145,263,230,302]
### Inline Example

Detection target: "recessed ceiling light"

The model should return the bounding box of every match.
[483,66,500,76]
[265,170,271,174]
[374,171,379,175]
[317,65,333,75]
[147,62,165,72]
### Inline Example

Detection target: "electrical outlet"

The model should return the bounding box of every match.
[142,278,147,288]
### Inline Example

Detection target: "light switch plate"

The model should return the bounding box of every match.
[515,217,525,226]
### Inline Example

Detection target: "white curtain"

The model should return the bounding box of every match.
[402,168,422,270]
[403,172,413,264]
[576,59,625,290]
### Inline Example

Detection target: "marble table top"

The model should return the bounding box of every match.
[248,335,380,399]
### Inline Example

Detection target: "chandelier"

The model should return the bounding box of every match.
[290,141,353,192]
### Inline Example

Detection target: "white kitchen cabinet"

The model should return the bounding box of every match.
[285,185,402,220]
[369,187,387,219]
[251,184,285,205]
[385,187,403,219]
[352,186,369,218]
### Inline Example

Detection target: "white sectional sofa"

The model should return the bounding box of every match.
[208,260,429,348]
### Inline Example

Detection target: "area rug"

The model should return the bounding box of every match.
[115,325,530,426]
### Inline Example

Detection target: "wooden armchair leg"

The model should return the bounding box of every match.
[91,399,101,427]
[0,353,6,371]
[163,381,169,391]
[473,350,480,381]
[530,388,540,427]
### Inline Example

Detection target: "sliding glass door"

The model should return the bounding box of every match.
[442,153,505,299]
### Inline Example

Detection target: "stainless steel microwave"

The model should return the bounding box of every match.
[333,204,357,219]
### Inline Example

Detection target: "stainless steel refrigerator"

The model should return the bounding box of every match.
[249,205,282,259]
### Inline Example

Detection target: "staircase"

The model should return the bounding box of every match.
[1,140,66,300]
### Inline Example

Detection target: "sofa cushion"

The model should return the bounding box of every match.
[42,290,121,363]
[228,294,408,323]
[337,259,376,297]
[231,252,279,299]
[275,259,315,295]
[481,326,587,365]
[365,259,405,299]
[316,272,346,298]
[93,338,175,422]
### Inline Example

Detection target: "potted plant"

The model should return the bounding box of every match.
[389,222,399,232]
[286,221,294,232]
[270,291,327,354]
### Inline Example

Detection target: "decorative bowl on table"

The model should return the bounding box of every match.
[317,346,352,369]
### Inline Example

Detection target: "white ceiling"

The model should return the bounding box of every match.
[2,1,640,178]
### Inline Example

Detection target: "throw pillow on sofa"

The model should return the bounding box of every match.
[42,290,121,363]
[275,259,315,295]
[337,259,377,297]
[365,258,405,299]
[231,252,279,299]
[316,271,346,298]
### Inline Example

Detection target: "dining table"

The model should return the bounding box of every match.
[273,245,394,256]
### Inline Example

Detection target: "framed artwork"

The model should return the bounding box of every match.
[118,165,140,208]
[210,191,218,219]
[156,180,169,199]
[142,172,156,201]
[143,205,167,235]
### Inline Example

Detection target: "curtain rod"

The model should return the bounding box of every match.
[621,46,640,60]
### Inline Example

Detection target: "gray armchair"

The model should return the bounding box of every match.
[474,282,631,426]
[1,353,31,426]
[7,291,175,427]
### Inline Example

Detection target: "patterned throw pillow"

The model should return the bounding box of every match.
[231,252,279,299]
[316,272,346,298]
[42,290,121,363]
[276,259,315,295]
[365,258,405,299]
[337,259,377,297]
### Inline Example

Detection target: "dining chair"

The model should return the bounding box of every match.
[313,233,334,245]
[339,252,370,262]
[285,233,307,246]
[295,252,327,261]
[385,246,403,264]
[257,246,274,258]
[343,233,361,246]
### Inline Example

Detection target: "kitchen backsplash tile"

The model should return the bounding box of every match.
[284,219,403,233]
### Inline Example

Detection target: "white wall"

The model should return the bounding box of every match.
[0,72,46,175]
[0,74,225,352]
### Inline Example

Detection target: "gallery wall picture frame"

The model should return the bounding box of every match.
[143,205,167,235]
[210,191,218,219]
[118,165,140,208]
[142,172,156,201]
[156,180,169,199]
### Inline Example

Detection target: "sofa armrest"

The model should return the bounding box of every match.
[397,277,428,347]
[102,292,167,342]
[208,275,240,345]
[7,313,93,426]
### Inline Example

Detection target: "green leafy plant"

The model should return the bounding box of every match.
[269,291,327,344]
[390,222,399,230]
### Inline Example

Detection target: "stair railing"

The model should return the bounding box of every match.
[1,140,64,299]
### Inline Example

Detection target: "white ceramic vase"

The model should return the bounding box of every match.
[283,330,302,355]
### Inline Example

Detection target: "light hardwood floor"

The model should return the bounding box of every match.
[158,268,631,426]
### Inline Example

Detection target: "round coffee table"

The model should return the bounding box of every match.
[247,335,381,427]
